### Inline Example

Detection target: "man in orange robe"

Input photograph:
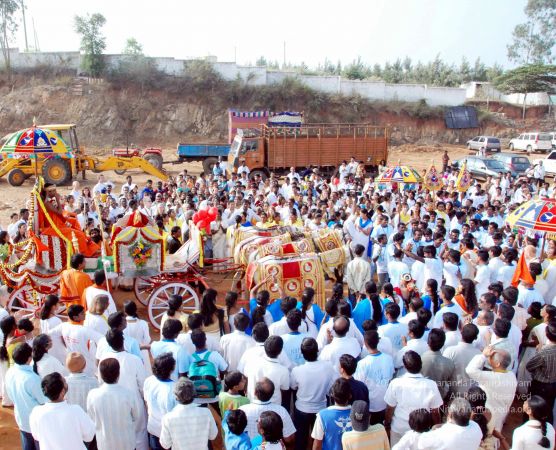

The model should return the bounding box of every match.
[39,183,100,257]
[60,253,93,308]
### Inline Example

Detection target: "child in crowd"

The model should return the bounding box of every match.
[219,370,249,416]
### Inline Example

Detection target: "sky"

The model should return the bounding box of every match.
[14,0,527,69]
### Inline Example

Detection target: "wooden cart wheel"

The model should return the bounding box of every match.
[7,285,37,319]
[7,285,67,321]
[133,276,155,306]
[147,282,200,330]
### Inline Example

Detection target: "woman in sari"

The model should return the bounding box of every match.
[454,278,478,319]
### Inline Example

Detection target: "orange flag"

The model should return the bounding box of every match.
[511,252,535,287]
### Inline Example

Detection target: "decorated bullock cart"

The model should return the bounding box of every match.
[2,178,350,329]
[1,178,242,329]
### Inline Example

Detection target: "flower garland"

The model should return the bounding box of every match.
[129,239,153,269]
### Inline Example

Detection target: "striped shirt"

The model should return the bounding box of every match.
[526,343,556,383]
[66,373,98,411]
[240,400,296,439]
[87,383,138,450]
[341,425,390,450]
[159,403,218,450]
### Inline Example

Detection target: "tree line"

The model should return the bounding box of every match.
[255,55,503,87]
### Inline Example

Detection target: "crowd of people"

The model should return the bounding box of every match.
[1,153,556,450]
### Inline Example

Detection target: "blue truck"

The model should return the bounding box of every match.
[176,143,230,174]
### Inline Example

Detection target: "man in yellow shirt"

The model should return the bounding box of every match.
[342,400,389,450]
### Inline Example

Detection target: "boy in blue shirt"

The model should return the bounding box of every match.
[223,409,254,450]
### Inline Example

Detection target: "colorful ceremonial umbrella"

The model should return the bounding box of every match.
[375,163,422,184]
[1,125,70,158]
[455,160,473,192]
[423,163,442,191]
[505,198,556,233]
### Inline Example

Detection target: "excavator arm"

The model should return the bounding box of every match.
[79,156,169,181]
[0,158,25,178]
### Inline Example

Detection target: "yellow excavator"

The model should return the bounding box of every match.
[0,124,168,186]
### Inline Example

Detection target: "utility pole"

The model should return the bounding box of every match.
[21,0,28,52]
[32,17,39,51]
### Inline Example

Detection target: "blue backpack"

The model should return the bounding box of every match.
[188,352,221,398]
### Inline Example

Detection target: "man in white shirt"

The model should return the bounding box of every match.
[219,313,255,371]
[346,244,372,296]
[442,250,466,290]
[120,175,137,195]
[466,347,517,434]
[83,270,117,316]
[318,316,361,371]
[417,398,483,450]
[488,246,504,283]
[87,358,139,450]
[394,320,429,372]
[237,160,250,177]
[433,286,464,329]
[143,353,177,449]
[238,323,293,373]
[378,303,409,354]
[280,310,309,366]
[387,248,409,289]
[243,335,290,405]
[442,324,481,397]
[316,301,364,350]
[442,312,462,349]
[290,337,335,449]
[48,304,103,376]
[384,351,443,445]
[268,298,308,337]
[159,378,218,450]
[240,378,296,447]
[30,372,95,450]
[466,250,491,299]
[517,280,545,310]
[98,330,148,450]
[93,174,112,195]
[354,330,395,423]
[401,244,443,291]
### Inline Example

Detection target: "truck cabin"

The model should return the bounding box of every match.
[227,132,262,173]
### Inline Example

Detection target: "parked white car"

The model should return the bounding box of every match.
[509,132,552,153]
[532,150,556,175]
[548,131,556,149]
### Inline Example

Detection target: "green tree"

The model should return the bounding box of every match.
[74,13,106,77]
[343,56,367,80]
[123,37,143,56]
[507,0,556,63]
[494,63,556,118]
[0,0,19,73]
[459,57,472,84]
[255,56,268,67]
[371,63,382,79]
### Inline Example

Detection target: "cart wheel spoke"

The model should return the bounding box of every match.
[147,282,200,330]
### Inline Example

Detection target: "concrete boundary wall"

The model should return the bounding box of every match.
[4,48,473,106]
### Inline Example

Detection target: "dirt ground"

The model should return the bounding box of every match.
[0,143,479,226]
